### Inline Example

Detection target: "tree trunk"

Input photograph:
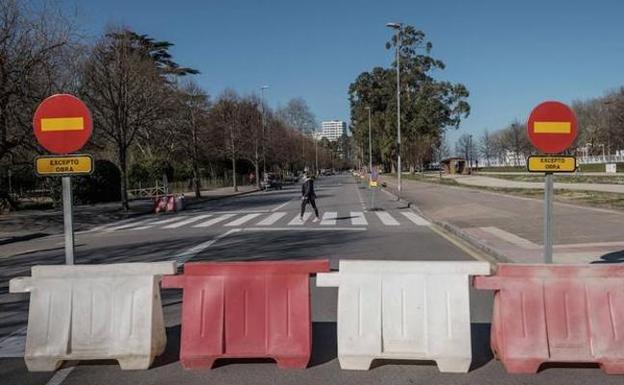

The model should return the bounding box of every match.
[193,162,201,198]
[118,146,130,211]
[232,157,238,192]
[255,140,261,189]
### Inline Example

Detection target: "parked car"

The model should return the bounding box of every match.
[262,173,282,190]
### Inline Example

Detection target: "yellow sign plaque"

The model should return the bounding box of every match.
[35,155,94,176]
[369,180,378,187]
[527,155,576,173]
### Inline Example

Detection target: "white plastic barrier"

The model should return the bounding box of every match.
[317,260,490,372]
[9,262,175,371]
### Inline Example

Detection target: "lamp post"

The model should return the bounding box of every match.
[260,85,269,176]
[315,129,319,175]
[366,106,372,173]
[386,22,402,197]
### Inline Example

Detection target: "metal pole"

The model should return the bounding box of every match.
[62,176,75,265]
[544,172,553,263]
[396,29,402,198]
[260,86,268,176]
[368,107,373,173]
[315,131,319,175]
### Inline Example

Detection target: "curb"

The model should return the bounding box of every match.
[381,183,511,264]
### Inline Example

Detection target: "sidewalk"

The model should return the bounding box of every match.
[447,174,624,194]
[0,185,257,244]
[382,176,624,264]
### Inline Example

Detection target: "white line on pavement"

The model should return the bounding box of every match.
[0,326,26,358]
[479,226,540,248]
[288,212,311,225]
[350,211,368,226]
[256,212,287,226]
[271,199,293,212]
[173,229,241,265]
[375,211,400,226]
[104,218,153,232]
[45,362,77,385]
[244,227,367,232]
[401,211,430,226]
[193,213,236,228]
[163,214,212,229]
[320,211,337,225]
[129,216,185,230]
[224,213,262,227]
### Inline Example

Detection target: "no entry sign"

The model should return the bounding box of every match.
[527,101,577,154]
[33,94,92,154]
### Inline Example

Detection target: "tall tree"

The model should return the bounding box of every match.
[210,90,242,192]
[0,0,79,164]
[349,24,470,172]
[80,28,196,209]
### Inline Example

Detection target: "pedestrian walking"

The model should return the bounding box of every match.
[300,172,320,222]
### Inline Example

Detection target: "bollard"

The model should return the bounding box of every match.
[316,260,490,372]
[9,262,175,371]
[162,259,329,369]
[475,264,624,374]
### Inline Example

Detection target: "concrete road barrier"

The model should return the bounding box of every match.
[316,260,490,372]
[475,264,624,374]
[9,262,175,371]
[162,260,329,369]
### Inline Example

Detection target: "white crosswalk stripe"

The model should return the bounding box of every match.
[375,211,400,226]
[256,212,287,226]
[97,209,425,232]
[224,213,262,227]
[105,219,152,232]
[163,214,212,229]
[193,213,236,228]
[289,212,311,225]
[320,211,337,225]
[401,211,430,226]
[350,211,367,225]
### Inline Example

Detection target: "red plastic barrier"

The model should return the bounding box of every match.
[475,264,624,374]
[162,260,329,369]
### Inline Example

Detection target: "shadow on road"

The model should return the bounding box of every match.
[591,250,624,264]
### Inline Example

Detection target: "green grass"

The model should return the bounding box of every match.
[486,174,624,184]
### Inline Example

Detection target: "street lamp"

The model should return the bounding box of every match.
[386,22,402,197]
[260,85,269,176]
[365,106,373,174]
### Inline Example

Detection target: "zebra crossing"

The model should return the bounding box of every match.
[99,210,430,233]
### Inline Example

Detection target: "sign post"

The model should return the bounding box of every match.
[527,101,577,263]
[33,94,93,265]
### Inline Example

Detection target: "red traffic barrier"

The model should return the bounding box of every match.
[475,264,624,374]
[162,260,329,369]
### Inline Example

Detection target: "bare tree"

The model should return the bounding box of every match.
[210,90,242,192]
[0,0,80,163]
[479,129,494,166]
[80,28,171,209]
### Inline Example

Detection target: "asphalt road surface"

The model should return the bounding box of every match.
[1,174,620,385]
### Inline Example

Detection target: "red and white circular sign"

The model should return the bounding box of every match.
[527,101,577,154]
[33,94,92,154]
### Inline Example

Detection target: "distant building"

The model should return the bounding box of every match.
[320,120,347,142]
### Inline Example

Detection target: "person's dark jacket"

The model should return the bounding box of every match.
[301,177,316,199]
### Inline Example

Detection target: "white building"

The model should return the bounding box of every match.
[320,120,347,142]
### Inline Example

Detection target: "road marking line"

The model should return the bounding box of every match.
[45,363,77,385]
[256,212,287,226]
[224,213,262,227]
[174,229,241,265]
[271,200,293,212]
[244,227,367,232]
[90,217,138,232]
[163,214,212,229]
[401,211,430,226]
[0,326,26,358]
[105,218,152,232]
[350,211,368,225]
[288,212,311,225]
[479,226,540,248]
[375,211,400,226]
[130,216,185,230]
[193,213,236,228]
[320,211,337,225]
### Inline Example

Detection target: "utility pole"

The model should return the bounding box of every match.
[366,106,372,172]
[260,85,269,177]
[387,22,402,197]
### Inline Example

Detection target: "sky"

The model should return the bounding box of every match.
[60,0,624,145]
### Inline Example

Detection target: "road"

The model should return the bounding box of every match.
[1,174,620,385]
